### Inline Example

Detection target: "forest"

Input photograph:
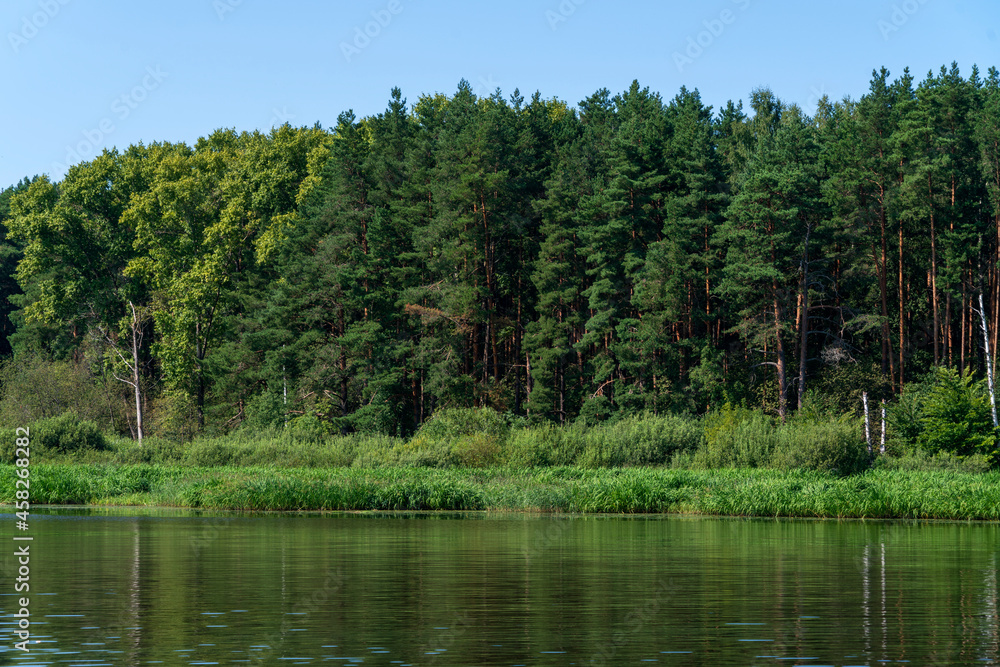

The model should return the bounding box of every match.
[2,62,1000,446]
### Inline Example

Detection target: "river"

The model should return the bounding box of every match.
[0,509,997,665]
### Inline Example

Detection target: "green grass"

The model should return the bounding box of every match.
[3,407,997,519]
[4,464,1000,519]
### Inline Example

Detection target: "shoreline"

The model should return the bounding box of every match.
[4,464,1000,521]
[12,504,1000,526]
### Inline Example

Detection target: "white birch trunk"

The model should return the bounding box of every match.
[979,294,998,428]
[880,399,886,455]
[863,391,871,455]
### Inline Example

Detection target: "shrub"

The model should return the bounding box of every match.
[695,405,777,468]
[286,413,331,444]
[0,356,112,428]
[29,411,108,455]
[182,438,236,467]
[577,395,615,426]
[504,424,586,467]
[243,391,287,431]
[875,448,994,474]
[579,413,703,467]
[111,436,185,464]
[453,434,502,467]
[918,367,997,461]
[398,437,459,468]
[771,416,870,475]
[886,378,930,451]
[416,407,512,442]
[813,359,892,416]
[149,391,199,442]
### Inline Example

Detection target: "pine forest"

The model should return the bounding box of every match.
[3,62,1000,444]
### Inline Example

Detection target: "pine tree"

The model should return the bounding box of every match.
[715,91,823,420]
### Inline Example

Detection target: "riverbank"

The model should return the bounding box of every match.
[4,464,1000,520]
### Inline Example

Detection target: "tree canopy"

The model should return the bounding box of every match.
[4,65,1000,438]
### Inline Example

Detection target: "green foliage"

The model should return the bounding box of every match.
[4,464,1000,519]
[875,448,994,474]
[886,373,936,449]
[286,413,332,444]
[149,390,199,442]
[812,361,893,416]
[504,424,586,467]
[771,415,870,476]
[576,395,615,426]
[110,435,185,465]
[696,404,778,468]
[0,356,113,428]
[25,411,107,456]
[577,412,703,467]
[373,438,458,469]
[415,407,514,442]
[452,434,503,468]
[243,391,287,431]
[916,367,997,460]
[4,68,1000,441]
[694,402,870,474]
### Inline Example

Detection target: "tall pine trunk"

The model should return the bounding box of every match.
[929,173,940,365]
[774,285,788,423]
[879,208,895,384]
[797,224,812,410]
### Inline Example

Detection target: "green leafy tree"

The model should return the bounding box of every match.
[6,153,153,438]
[716,92,825,420]
[0,177,34,358]
[919,366,997,460]
[123,140,231,428]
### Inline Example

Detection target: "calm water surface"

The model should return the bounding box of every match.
[0,508,997,666]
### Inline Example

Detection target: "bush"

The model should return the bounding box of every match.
[504,424,586,467]
[111,436,185,464]
[875,448,994,474]
[887,375,933,448]
[918,367,997,461]
[182,438,236,467]
[286,413,331,444]
[243,391,287,431]
[695,405,777,468]
[29,412,108,455]
[453,434,503,467]
[0,357,112,428]
[415,407,512,442]
[149,391,199,442]
[392,437,460,468]
[579,413,703,467]
[770,416,870,475]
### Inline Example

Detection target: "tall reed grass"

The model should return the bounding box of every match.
[1,406,990,480]
[5,464,1000,519]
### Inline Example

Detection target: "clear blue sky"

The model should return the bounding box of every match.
[2,0,997,188]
